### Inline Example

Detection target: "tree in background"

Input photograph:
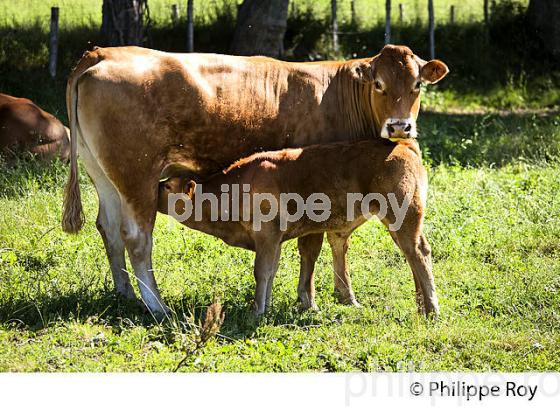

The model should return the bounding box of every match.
[527,0,560,59]
[230,0,289,58]
[101,0,150,46]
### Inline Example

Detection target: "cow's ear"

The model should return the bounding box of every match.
[350,60,375,83]
[184,180,196,199]
[421,60,449,84]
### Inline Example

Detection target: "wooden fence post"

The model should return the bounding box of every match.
[291,0,297,19]
[171,4,179,26]
[450,5,455,24]
[350,0,356,25]
[428,0,435,59]
[186,0,193,52]
[48,7,59,78]
[399,3,404,24]
[484,0,489,25]
[331,0,338,52]
[385,0,391,44]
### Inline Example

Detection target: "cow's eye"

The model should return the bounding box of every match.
[374,80,383,92]
[414,81,421,91]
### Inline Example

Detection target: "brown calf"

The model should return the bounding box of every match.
[158,138,439,317]
[0,93,69,161]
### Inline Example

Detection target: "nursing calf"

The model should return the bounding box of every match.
[159,139,439,316]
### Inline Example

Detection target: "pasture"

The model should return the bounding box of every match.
[0,0,559,372]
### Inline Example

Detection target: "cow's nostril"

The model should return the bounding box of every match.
[387,124,395,134]
[404,124,412,132]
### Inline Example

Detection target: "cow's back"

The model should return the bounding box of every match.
[75,47,352,178]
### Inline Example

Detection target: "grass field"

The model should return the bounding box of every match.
[1,111,559,372]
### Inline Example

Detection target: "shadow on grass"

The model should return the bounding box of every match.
[418,110,560,167]
[0,278,334,342]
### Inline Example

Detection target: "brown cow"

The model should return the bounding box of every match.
[0,93,70,161]
[158,138,439,316]
[62,44,448,316]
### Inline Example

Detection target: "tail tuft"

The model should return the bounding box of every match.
[61,162,84,233]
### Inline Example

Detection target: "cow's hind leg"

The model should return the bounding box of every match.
[96,179,136,300]
[120,198,169,318]
[297,233,323,310]
[327,232,360,306]
[80,148,135,300]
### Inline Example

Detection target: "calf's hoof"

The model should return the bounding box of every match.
[297,294,318,312]
[335,291,361,308]
[424,308,439,321]
[115,286,137,302]
[297,300,319,312]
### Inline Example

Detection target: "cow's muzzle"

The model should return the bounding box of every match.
[381,118,417,141]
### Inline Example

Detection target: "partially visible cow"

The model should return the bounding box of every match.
[62,44,448,316]
[0,93,70,161]
[158,138,439,317]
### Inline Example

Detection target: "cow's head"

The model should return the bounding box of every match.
[351,44,448,141]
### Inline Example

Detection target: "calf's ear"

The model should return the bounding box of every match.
[421,60,449,84]
[350,59,375,83]
[184,180,197,199]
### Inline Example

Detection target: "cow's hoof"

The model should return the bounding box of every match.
[141,304,172,321]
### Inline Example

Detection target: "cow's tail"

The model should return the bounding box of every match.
[62,49,101,233]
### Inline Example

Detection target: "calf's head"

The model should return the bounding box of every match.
[351,44,449,141]
[158,176,196,215]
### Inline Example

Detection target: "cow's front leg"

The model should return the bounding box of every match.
[327,231,360,307]
[253,238,281,315]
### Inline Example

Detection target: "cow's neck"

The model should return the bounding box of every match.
[315,64,379,142]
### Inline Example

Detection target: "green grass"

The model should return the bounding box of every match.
[1,112,559,371]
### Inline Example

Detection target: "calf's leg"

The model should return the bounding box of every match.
[388,230,425,315]
[253,239,281,315]
[327,232,359,306]
[297,233,323,310]
[387,214,439,317]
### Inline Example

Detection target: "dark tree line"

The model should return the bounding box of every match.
[101,0,150,46]
[100,0,289,58]
[100,0,559,60]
